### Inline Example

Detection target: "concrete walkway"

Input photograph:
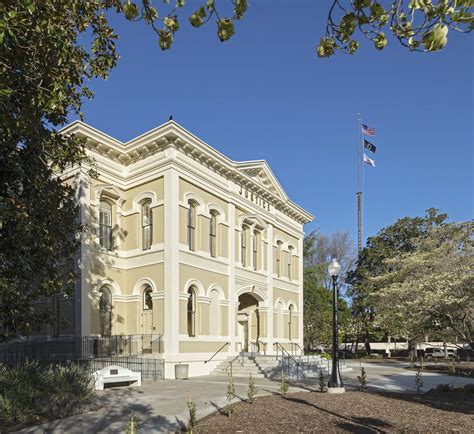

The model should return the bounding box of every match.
[17,376,306,433]
[17,363,474,433]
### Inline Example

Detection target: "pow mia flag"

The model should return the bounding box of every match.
[363,139,376,154]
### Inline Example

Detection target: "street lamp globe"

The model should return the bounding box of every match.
[328,258,341,277]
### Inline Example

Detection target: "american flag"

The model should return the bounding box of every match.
[362,124,375,136]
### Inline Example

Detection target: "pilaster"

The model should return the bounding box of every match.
[228,202,237,353]
[163,164,180,354]
[298,233,304,347]
[266,224,274,352]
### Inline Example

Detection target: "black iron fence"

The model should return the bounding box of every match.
[0,334,163,364]
[80,356,164,381]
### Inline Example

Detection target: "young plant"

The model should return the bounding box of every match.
[415,368,423,395]
[357,367,367,392]
[448,360,456,375]
[318,369,325,392]
[125,412,137,434]
[186,397,197,433]
[226,376,236,417]
[247,373,257,403]
[279,369,289,395]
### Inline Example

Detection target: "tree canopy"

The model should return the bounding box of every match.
[371,221,473,349]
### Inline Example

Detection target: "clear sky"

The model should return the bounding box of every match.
[76,1,473,245]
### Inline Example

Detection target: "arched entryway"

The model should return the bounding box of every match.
[238,292,261,353]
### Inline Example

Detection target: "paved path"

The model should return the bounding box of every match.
[17,376,306,433]
[17,363,474,433]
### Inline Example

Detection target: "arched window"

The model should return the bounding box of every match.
[187,286,197,337]
[99,200,112,250]
[142,200,152,250]
[209,289,220,335]
[288,246,293,280]
[253,231,259,270]
[99,286,112,336]
[241,226,247,267]
[288,304,294,340]
[276,241,283,277]
[143,285,153,310]
[209,211,218,258]
[187,201,196,251]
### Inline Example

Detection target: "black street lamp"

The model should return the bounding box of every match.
[327,258,345,393]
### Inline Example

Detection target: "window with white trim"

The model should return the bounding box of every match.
[210,211,218,258]
[142,200,152,250]
[187,201,196,251]
[253,231,258,270]
[187,286,197,336]
[241,226,247,267]
[99,200,112,250]
[288,246,293,280]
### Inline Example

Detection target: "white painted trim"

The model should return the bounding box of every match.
[96,278,122,296]
[184,278,206,297]
[132,277,158,296]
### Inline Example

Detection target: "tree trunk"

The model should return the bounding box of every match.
[408,338,418,366]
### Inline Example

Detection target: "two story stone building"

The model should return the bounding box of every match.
[60,119,313,377]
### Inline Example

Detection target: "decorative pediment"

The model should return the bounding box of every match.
[236,161,288,201]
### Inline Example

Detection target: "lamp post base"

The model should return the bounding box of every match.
[327,387,345,394]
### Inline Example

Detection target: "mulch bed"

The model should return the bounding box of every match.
[195,390,474,433]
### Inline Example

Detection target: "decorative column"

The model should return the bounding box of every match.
[228,202,237,353]
[266,224,274,353]
[163,161,180,355]
[298,234,304,349]
[75,170,90,337]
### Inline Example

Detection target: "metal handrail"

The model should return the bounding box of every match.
[204,342,230,364]
[250,340,265,355]
[274,342,301,379]
[224,354,243,377]
[291,342,304,356]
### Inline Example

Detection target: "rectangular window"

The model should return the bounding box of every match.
[241,229,247,267]
[210,214,217,258]
[99,203,112,251]
[187,204,195,251]
[288,253,292,280]
[142,203,152,250]
[253,232,258,270]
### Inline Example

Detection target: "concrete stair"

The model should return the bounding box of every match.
[210,355,270,378]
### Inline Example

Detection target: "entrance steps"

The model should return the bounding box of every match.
[209,354,352,379]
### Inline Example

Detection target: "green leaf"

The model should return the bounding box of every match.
[217,18,235,42]
[158,30,173,50]
[123,2,139,20]
[164,16,179,32]
[234,0,248,20]
[316,37,337,58]
[189,6,206,27]
[422,24,448,51]
[373,32,387,50]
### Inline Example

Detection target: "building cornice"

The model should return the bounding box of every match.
[60,120,314,224]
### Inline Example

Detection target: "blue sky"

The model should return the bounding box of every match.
[77,1,473,246]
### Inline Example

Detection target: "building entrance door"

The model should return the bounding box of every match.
[238,319,249,352]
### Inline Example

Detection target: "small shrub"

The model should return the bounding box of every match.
[125,412,137,434]
[318,369,325,392]
[186,397,197,433]
[415,368,423,395]
[357,367,367,392]
[320,352,331,359]
[448,360,456,375]
[226,376,236,417]
[0,361,95,431]
[247,373,257,403]
[279,369,289,395]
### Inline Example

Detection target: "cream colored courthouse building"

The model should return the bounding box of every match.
[60,119,313,377]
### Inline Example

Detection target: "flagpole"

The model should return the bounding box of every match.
[357,114,362,257]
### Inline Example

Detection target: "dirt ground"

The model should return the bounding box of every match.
[195,389,474,433]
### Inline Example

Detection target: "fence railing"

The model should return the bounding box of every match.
[0,334,163,364]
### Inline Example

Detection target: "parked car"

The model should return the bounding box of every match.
[424,347,457,360]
